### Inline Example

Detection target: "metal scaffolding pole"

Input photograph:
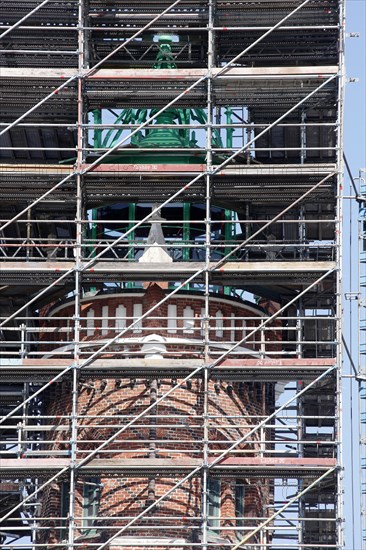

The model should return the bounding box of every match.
[0,0,52,40]
[0,268,335,530]
[336,1,346,547]
[0,0,344,547]
[0,171,336,430]
[92,362,337,550]
[0,78,337,332]
[231,467,337,549]
[0,0,184,139]
[0,2,330,236]
[201,1,215,546]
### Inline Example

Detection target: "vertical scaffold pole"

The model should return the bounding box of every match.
[202,1,215,547]
[359,168,366,548]
[336,0,346,546]
[67,1,88,547]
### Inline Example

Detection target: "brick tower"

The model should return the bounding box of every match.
[0,1,343,549]
[38,213,278,547]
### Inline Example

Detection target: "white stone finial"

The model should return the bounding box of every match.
[139,204,173,263]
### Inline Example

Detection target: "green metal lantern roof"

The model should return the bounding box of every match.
[90,35,221,165]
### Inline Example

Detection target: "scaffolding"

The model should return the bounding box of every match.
[358,168,366,547]
[0,1,344,548]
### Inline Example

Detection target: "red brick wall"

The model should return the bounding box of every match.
[39,287,276,548]
[40,285,273,358]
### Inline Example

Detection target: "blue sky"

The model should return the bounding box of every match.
[344,0,366,547]
[345,0,366,174]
